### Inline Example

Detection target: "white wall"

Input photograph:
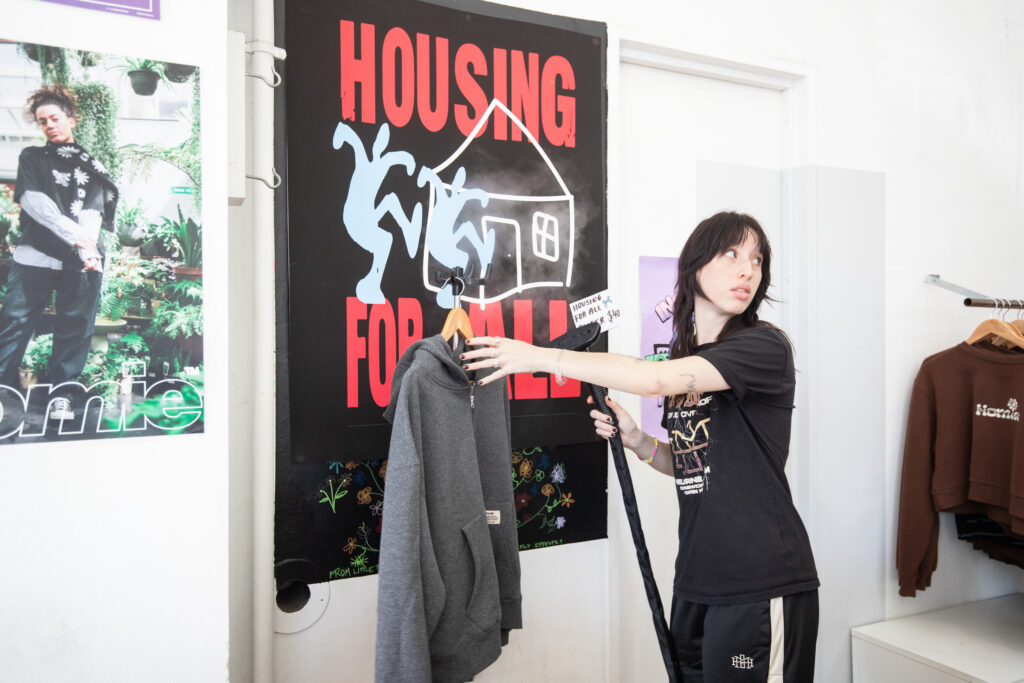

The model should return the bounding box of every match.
[0,2,230,682]
[241,2,1022,682]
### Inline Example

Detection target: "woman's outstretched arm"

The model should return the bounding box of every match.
[462,336,729,397]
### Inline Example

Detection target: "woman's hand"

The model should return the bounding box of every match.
[462,336,553,386]
[587,395,641,449]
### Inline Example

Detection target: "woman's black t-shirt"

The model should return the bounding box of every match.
[661,325,818,604]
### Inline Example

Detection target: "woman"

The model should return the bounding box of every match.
[464,211,818,682]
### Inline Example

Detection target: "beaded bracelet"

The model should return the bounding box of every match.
[641,437,658,465]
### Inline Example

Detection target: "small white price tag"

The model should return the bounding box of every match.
[569,290,623,332]
[486,510,501,525]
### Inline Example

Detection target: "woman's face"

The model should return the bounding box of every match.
[35,104,76,144]
[695,230,763,318]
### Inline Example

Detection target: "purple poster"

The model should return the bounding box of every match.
[42,0,160,20]
[638,256,677,441]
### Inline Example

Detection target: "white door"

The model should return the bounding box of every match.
[610,52,790,682]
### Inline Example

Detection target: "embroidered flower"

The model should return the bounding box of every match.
[56,146,75,158]
[77,188,86,199]
[555,516,566,529]
[539,453,551,468]
[353,470,367,486]
[519,459,533,478]
[328,461,344,473]
[1010,398,1019,411]
[343,537,357,554]
[73,168,90,185]
[560,492,575,508]
[351,554,368,569]
[379,461,387,481]
[541,484,555,497]
[91,158,107,174]
[344,460,358,470]
[515,493,533,512]
[79,152,91,162]
[52,170,71,187]
[551,463,566,484]
[69,199,83,217]
[105,190,116,204]
[369,501,384,517]
[511,451,523,464]
[356,486,372,504]
[337,473,352,488]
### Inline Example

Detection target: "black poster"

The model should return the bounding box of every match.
[276,0,608,585]
[280,0,607,463]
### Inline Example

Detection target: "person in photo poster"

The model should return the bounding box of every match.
[464,212,819,682]
[0,85,117,420]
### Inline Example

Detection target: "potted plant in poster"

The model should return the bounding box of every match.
[162,62,197,84]
[111,58,164,96]
[159,206,202,280]
[151,279,203,359]
[116,202,147,250]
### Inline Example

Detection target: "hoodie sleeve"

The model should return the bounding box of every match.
[896,367,939,597]
[375,385,445,682]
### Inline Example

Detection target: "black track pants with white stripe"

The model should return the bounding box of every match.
[669,589,818,682]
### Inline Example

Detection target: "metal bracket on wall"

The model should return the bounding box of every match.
[247,168,282,190]
[925,274,989,300]
[245,40,286,88]
[925,274,1024,309]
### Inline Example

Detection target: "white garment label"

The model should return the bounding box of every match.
[486,510,501,525]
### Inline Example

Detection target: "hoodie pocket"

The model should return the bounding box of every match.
[461,515,500,633]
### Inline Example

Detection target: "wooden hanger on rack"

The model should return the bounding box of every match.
[966,299,1024,349]
[1009,300,1024,336]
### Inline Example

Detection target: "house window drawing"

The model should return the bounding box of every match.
[532,211,559,263]
[420,99,576,305]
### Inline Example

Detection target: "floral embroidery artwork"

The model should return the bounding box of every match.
[292,443,606,583]
[52,169,71,187]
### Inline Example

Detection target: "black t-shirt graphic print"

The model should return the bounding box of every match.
[662,326,818,604]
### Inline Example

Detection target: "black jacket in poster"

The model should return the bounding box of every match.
[280,0,608,463]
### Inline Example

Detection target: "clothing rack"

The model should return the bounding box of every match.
[925,274,1024,310]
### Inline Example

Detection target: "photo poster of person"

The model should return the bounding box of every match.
[274,0,609,584]
[0,39,203,445]
[638,255,677,443]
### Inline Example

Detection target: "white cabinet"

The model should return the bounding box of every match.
[851,594,1024,683]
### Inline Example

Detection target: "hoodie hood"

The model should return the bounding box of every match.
[383,334,472,423]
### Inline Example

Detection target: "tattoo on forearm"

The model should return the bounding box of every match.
[681,373,697,392]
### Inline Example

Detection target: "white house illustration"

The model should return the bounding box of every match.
[421,99,576,305]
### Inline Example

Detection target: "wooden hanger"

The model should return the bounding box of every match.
[441,306,473,345]
[966,300,1024,349]
[1010,300,1024,337]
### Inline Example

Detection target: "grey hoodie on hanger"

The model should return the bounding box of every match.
[376,335,522,683]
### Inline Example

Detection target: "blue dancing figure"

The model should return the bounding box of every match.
[333,122,423,304]
[417,166,494,308]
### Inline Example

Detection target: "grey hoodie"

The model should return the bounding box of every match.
[376,335,522,683]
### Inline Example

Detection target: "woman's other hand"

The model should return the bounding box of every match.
[587,395,641,449]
